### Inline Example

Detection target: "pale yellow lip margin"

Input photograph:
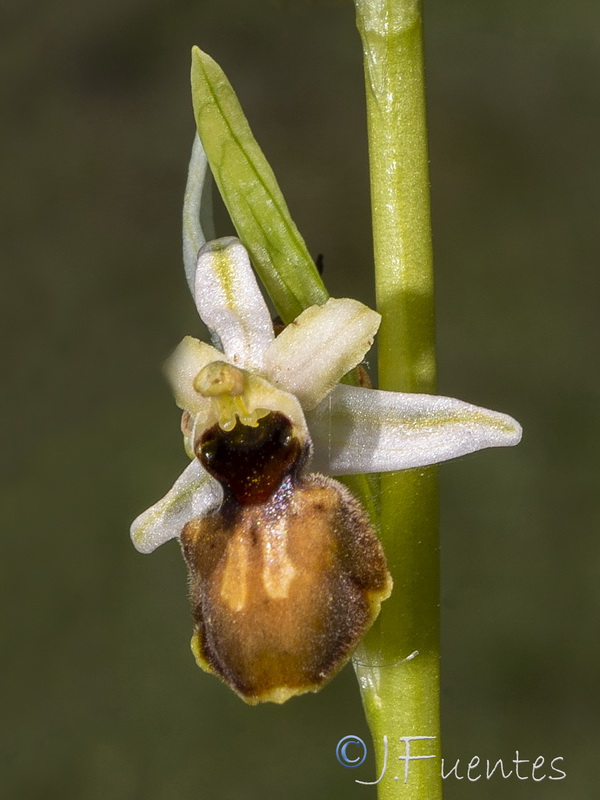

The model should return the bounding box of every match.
[189,572,392,706]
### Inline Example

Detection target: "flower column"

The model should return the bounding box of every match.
[353,2,442,799]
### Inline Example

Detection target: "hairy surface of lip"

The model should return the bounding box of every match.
[180,469,391,704]
[178,412,391,704]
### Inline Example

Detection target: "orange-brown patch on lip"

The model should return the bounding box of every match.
[180,473,391,704]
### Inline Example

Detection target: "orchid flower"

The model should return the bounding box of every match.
[130,235,521,704]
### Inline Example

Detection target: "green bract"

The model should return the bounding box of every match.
[190,46,327,323]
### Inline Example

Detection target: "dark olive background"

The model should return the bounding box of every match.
[2,0,599,797]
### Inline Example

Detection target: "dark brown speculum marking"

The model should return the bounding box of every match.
[197,412,304,505]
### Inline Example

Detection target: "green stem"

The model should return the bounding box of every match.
[352,2,441,798]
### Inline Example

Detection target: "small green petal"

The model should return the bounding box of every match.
[164,336,224,413]
[190,46,328,323]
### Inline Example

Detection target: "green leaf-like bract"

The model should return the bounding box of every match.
[191,46,328,323]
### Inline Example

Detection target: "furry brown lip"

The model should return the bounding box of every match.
[179,410,392,704]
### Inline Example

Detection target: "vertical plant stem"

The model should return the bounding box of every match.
[353,2,441,798]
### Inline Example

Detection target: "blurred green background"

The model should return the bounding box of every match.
[2,0,599,797]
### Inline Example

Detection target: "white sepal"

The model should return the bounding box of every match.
[307,384,522,476]
[194,238,274,370]
[130,460,223,554]
[264,298,381,410]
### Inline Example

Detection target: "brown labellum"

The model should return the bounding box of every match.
[180,412,392,704]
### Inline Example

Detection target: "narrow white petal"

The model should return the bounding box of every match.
[164,336,225,412]
[183,134,216,294]
[130,460,223,554]
[264,298,381,410]
[308,384,522,475]
[194,237,274,370]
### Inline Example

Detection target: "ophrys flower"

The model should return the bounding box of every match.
[131,236,521,704]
